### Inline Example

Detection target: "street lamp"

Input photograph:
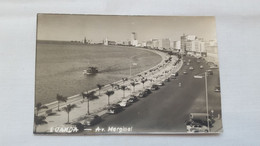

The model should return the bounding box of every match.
[204,72,210,132]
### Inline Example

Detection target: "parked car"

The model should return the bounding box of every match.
[189,66,194,70]
[119,99,131,107]
[107,104,123,114]
[156,82,165,86]
[128,95,138,103]
[144,89,152,94]
[200,65,204,69]
[183,70,188,74]
[83,115,102,126]
[151,84,159,91]
[171,76,177,79]
[138,91,148,98]
[210,65,218,69]
[171,72,179,77]
[187,62,190,66]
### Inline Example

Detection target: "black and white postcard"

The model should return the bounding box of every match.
[34,14,222,134]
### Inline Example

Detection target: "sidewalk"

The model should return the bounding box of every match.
[35,50,183,133]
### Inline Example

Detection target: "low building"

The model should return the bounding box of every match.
[141,42,147,47]
[146,41,153,48]
[152,39,159,49]
[131,40,138,46]
[108,41,116,45]
[122,41,130,46]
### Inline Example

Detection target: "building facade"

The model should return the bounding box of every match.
[152,39,159,49]
[131,32,138,46]
[159,38,171,51]
[174,41,181,51]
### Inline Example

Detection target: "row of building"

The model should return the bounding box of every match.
[100,32,218,57]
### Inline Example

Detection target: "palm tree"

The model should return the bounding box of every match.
[105,90,115,105]
[56,94,68,111]
[35,102,48,116]
[110,83,115,91]
[82,91,96,115]
[34,115,47,133]
[121,85,127,98]
[122,77,128,85]
[130,82,137,93]
[63,104,77,124]
[97,84,104,96]
[141,79,147,89]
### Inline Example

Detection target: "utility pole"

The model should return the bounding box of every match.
[205,72,210,132]
[87,98,90,115]
[130,63,132,78]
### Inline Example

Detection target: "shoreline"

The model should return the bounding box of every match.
[36,48,183,132]
[39,45,166,108]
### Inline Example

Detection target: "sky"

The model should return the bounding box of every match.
[37,14,217,43]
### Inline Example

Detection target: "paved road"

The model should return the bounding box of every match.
[82,56,222,134]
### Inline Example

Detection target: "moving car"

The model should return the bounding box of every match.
[156,82,165,86]
[119,99,131,107]
[171,76,177,79]
[189,66,194,70]
[187,62,190,66]
[194,75,203,79]
[183,70,188,74]
[107,104,123,114]
[200,65,204,69]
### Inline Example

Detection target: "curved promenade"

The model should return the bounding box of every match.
[35,47,183,133]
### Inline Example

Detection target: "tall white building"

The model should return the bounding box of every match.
[131,32,138,46]
[104,37,108,45]
[152,39,159,49]
[174,41,181,51]
[159,38,171,51]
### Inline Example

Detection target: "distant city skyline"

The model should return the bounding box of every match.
[37,14,217,43]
